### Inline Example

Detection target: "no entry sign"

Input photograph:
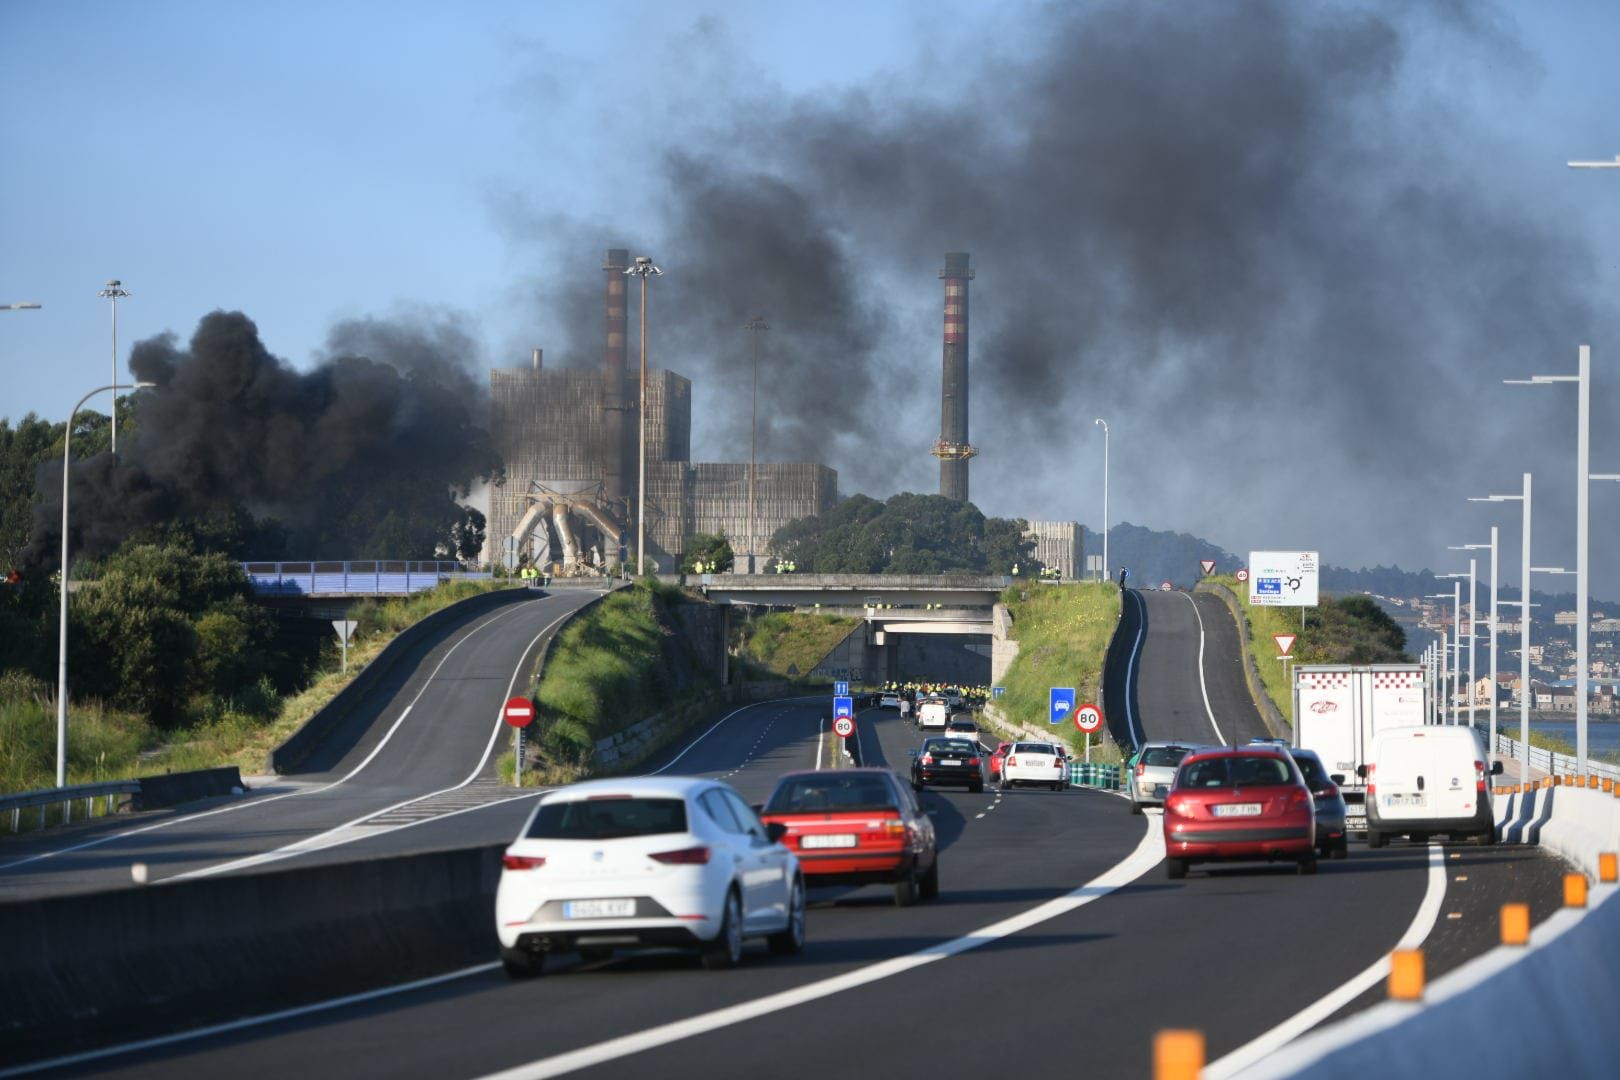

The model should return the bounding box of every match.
[833,716,855,739]
[1074,704,1104,734]
[503,697,535,728]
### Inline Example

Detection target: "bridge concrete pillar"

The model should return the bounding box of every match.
[991,603,1020,687]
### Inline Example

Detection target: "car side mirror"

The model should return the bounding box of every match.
[908,748,919,758]
[1491,761,1504,775]
[765,822,788,844]
[1330,774,1346,785]
[751,803,764,815]
[1356,765,1368,779]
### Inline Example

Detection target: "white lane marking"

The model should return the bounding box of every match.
[815,715,824,771]
[0,962,503,1080]
[475,820,1167,1080]
[1123,590,1147,747]
[1202,843,1448,1079]
[646,696,819,775]
[975,813,986,819]
[0,597,543,875]
[1178,591,1225,745]
[171,601,590,879]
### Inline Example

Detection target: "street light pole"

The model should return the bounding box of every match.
[744,316,769,574]
[58,380,154,787]
[1094,418,1109,583]
[1471,474,1532,778]
[624,257,662,576]
[1452,531,1499,757]
[97,280,130,455]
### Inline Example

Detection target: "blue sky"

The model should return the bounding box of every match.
[3,1,1619,593]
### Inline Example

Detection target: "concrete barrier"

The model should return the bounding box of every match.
[268,586,533,774]
[0,843,505,1067]
[131,766,244,810]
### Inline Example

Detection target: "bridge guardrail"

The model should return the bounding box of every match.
[242,560,492,597]
[2,780,140,833]
[1473,722,1620,783]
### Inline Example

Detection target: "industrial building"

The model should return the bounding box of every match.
[1024,520,1083,580]
[487,249,838,574]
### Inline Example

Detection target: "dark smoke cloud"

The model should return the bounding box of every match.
[504,0,1614,592]
[28,310,497,566]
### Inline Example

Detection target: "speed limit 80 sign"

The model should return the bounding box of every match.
[1073,704,1103,734]
[833,716,855,739]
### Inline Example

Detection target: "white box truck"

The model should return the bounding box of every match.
[1292,664,1427,833]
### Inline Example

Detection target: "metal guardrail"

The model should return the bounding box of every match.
[1,779,140,833]
[242,560,492,597]
[1474,722,1620,782]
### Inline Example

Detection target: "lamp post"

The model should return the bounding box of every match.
[1425,590,1459,723]
[58,380,155,787]
[1438,564,1477,730]
[624,257,662,576]
[97,280,130,455]
[1451,531,1499,757]
[1506,346,1620,777]
[1094,418,1109,583]
[1470,473,1533,778]
[744,316,769,574]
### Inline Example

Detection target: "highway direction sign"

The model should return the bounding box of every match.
[1248,551,1318,608]
[1200,559,1216,575]
[1274,633,1297,657]
[834,696,854,721]
[992,686,1005,699]
[503,697,535,728]
[1049,687,1076,725]
[834,681,850,697]
[1074,703,1103,733]
[833,716,855,739]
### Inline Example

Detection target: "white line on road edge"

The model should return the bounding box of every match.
[1202,843,1448,1078]
[646,696,820,775]
[815,715,824,771]
[1123,590,1147,748]
[473,818,1167,1080]
[1178,591,1225,746]
[0,597,541,875]
[0,963,503,1079]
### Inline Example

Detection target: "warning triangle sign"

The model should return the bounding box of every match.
[1200,559,1216,575]
[1273,633,1297,657]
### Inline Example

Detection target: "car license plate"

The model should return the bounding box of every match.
[940,759,960,766]
[1213,803,1262,817]
[564,899,635,919]
[801,833,857,849]
[1383,794,1426,808]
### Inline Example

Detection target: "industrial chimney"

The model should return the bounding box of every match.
[602,248,630,502]
[932,252,977,501]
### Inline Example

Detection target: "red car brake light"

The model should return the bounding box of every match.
[968,757,981,766]
[649,845,711,865]
[920,753,934,766]
[1135,763,1145,776]
[502,854,546,871]
[1474,760,1486,793]
[1007,756,1017,767]
[1366,762,1377,797]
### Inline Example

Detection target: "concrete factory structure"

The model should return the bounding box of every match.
[1023,520,1083,580]
[931,251,977,501]
[487,249,838,574]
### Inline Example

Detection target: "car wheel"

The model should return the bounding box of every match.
[1297,855,1318,875]
[919,856,940,900]
[1052,781,1063,792]
[767,878,806,956]
[1166,858,1188,880]
[500,947,545,979]
[911,780,923,792]
[1472,826,1497,847]
[970,782,983,793]
[1367,830,1386,849]
[894,869,920,908]
[1333,841,1349,859]
[577,947,613,963]
[1129,799,1142,816]
[701,889,744,970]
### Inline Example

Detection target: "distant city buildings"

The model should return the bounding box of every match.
[1023,520,1082,580]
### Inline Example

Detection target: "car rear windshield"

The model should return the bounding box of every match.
[926,740,977,754]
[1292,755,1330,787]
[947,722,977,731]
[1014,743,1056,755]
[527,796,687,839]
[1179,755,1294,789]
[1142,747,1191,768]
[766,774,897,813]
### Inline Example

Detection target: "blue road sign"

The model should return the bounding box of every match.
[834,696,854,720]
[992,686,1006,699]
[1257,577,1282,595]
[1049,687,1077,725]
[834,681,850,697]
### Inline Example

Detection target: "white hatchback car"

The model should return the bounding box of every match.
[496,777,805,976]
[1001,741,1068,791]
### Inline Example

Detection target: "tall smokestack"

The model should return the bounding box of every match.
[602,248,630,502]
[933,251,977,501]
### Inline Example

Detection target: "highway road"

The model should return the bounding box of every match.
[0,588,603,899]
[12,586,1572,1079]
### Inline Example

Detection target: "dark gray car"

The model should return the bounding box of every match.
[1288,747,1349,858]
[1127,742,1196,814]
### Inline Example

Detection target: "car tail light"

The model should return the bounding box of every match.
[968,757,981,766]
[920,753,934,766]
[1007,756,1017,767]
[1286,788,1310,812]
[881,820,908,838]
[1136,763,1145,776]
[1317,784,1338,799]
[1475,760,1486,793]
[502,854,546,871]
[650,845,711,865]
[1366,763,1376,798]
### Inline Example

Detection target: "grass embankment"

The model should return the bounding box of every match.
[1202,575,1298,718]
[991,582,1125,762]
[734,612,861,680]
[502,580,721,784]
[1,580,511,802]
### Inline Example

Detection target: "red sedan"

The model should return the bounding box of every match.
[987,741,1014,782]
[759,768,939,906]
[1162,747,1317,879]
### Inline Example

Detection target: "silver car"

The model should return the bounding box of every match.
[1127,742,1196,814]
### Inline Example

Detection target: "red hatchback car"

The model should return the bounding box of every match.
[1162,747,1317,879]
[759,768,939,906]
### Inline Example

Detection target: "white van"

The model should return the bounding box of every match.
[1361,725,1502,848]
[917,699,950,730]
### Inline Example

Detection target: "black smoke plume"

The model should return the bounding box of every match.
[28,310,497,567]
